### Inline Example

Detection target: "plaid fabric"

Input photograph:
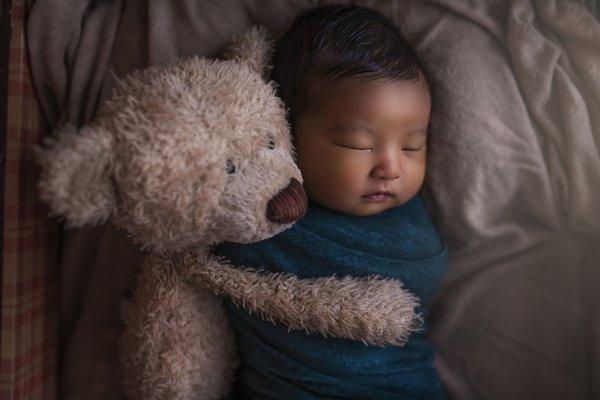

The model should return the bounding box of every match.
[1,0,60,399]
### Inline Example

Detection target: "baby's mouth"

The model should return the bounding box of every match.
[361,191,395,202]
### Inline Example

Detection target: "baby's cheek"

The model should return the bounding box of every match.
[342,153,375,176]
[332,159,370,191]
[406,161,426,192]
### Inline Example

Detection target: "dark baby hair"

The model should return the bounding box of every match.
[270,4,425,127]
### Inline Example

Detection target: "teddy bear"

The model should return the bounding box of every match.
[36,26,422,400]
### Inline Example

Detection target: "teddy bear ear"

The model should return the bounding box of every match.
[36,123,117,228]
[223,25,274,79]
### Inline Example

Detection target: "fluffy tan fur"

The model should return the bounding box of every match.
[184,251,422,347]
[37,26,422,399]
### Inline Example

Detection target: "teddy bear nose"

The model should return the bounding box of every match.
[266,177,307,224]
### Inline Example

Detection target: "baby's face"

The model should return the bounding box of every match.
[293,77,431,216]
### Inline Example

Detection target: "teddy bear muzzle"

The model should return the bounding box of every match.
[266,177,307,224]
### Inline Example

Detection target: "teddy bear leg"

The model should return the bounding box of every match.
[119,255,238,400]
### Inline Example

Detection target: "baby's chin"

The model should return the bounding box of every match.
[311,197,406,217]
[349,202,402,217]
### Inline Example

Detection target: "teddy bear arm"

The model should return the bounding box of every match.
[120,254,238,400]
[183,254,423,347]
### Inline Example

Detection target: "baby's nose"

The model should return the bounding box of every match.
[372,168,400,180]
[371,152,402,180]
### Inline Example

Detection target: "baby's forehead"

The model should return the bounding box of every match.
[304,77,430,125]
[309,74,430,105]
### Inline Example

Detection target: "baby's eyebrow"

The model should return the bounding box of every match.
[408,127,428,136]
[329,123,374,134]
[329,123,429,136]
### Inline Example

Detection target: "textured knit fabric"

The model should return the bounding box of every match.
[214,193,448,399]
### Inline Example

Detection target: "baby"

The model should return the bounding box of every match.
[215,4,448,399]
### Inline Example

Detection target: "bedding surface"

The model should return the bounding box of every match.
[27,0,600,399]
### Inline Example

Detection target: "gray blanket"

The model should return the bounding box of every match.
[28,1,600,399]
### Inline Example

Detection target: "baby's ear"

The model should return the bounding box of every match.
[223,25,274,79]
[36,124,117,227]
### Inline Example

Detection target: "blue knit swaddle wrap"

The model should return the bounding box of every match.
[214,193,448,400]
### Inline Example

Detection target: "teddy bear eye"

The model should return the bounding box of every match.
[267,140,275,150]
[226,159,236,174]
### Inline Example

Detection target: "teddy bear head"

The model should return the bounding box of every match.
[37,26,307,252]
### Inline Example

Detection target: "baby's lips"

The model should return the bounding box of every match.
[266,177,307,224]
